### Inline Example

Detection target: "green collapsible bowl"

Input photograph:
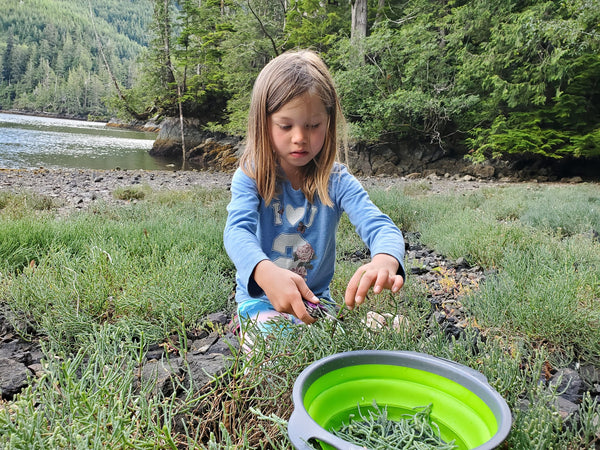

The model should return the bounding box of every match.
[288,350,511,450]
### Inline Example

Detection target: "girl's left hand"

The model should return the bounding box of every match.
[344,253,404,309]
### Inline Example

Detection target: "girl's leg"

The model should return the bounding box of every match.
[237,298,303,353]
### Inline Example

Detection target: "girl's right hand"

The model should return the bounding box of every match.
[252,259,319,324]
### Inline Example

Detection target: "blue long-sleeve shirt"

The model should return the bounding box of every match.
[223,163,405,305]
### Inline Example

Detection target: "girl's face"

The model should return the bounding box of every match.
[268,92,328,186]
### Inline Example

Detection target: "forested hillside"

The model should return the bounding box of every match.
[1,0,599,162]
[0,0,152,118]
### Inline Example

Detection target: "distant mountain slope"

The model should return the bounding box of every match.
[0,0,153,53]
[0,0,153,118]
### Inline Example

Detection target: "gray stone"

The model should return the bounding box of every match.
[0,357,30,399]
[550,367,584,403]
[471,163,495,179]
[206,333,238,355]
[206,312,229,326]
[454,257,469,268]
[140,357,183,397]
[555,396,579,420]
[581,364,600,385]
[0,341,19,359]
[185,352,231,390]
[190,332,220,354]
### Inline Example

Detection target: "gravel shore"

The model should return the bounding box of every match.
[0,167,511,214]
[0,168,233,211]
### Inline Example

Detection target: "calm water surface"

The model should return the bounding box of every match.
[0,112,176,170]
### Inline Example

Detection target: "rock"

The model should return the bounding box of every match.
[560,176,583,183]
[363,311,407,332]
[550,367,584,403]
[344,139,465,177]
[145,343,165,361]
[206,312,232,327]
[185,352,231,390]
[150,118,242,163]
[140,357,183,397]
[187,137,243,172]
[28,363,44,378]
[0,357,30,399]
[206,333,238,355]
[364,311,387,330]
[580,364,600,387]
[454,257,470,268]
[191,332,220,354]
[555,396,579,420]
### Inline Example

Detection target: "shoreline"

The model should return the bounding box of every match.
[1,166,588,214]
[0,109,160,133]
[0,168,234,212]
[0,109,96,123]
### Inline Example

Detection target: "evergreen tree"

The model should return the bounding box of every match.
[1,33,14,83]
[0,0,152,117]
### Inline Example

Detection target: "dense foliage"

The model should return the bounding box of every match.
[134,0,600,160]
[1,0,599,160]
[0,0,152,118]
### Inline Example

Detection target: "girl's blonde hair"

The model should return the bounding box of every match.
[240,49,346,207]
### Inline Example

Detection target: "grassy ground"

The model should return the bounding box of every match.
[0,181,599,448]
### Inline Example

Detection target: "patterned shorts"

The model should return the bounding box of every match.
[236,297,337,352]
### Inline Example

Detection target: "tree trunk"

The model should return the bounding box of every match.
[350,0,367,43]
[350,0,367,65]
[157,0,186,167]
[375,0,385,25]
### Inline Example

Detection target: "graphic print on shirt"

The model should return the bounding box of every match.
[270,201,318,279]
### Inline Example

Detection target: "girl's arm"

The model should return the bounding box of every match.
[224,169,270,296]
[334,166,406,308]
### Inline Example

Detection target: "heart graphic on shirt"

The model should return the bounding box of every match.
[285,205,305,226]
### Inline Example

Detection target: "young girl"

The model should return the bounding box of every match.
[224,50,405,337]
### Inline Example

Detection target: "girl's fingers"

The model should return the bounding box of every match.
[346,267,404,309]
[392,275,405,292]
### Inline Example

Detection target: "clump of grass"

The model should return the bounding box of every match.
[0,191,58,217]
[0,188,234,348]
[0,326,194,448]
[517,184,600,236]
[369,187,427,231]
[112,184,150,200]
[408,184,600,364]
[402,180,433,196]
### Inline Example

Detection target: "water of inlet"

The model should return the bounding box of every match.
[0,112,175,171]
